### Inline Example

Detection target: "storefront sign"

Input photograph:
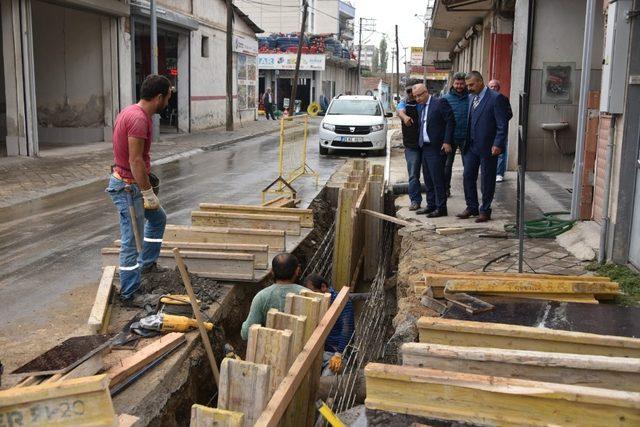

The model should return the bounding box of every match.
[258,54,326,71]
[410,47,424,67]
[237,54,258,110]
[233,35,259,56]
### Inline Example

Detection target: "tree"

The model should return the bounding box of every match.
[371,49,379,73]
[378,39,388,73]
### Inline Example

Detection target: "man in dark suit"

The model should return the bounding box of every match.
[457,71,512,222]
[412,83,455,218]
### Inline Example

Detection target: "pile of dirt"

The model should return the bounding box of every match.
[114,267,224,309]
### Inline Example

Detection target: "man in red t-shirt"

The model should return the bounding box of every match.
[106,75,172,302]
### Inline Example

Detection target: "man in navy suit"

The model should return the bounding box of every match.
[457,71,512,222]
[412,83,455,218]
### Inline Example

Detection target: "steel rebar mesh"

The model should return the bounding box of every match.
[328,221,396,414]
[301,221,336,281]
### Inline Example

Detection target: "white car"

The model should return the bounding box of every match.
[318,95,392,156]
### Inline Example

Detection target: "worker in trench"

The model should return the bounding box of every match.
[106,74,172,304]
[241,253,307,340]
[304,273,355,375]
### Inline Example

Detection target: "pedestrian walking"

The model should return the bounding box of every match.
[457,71,512,223]
[397,83,423,211]
[411,83,456,218]
[262,87,276,120]
[488,79,509,182]
[442,72,470,197]
[106,74,171,302]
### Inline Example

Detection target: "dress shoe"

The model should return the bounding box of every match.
[475,213,491,223]
[456,208,479,219]
[416,207,436,215]
[409,202,420,211]
[427,208,448,218]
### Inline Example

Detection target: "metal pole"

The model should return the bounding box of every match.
[395,25,400,99]
[570,0,597,219]
[226,0,234,131]
[289,0,308,116]
[150,0,159,139]
[357,17,363,94]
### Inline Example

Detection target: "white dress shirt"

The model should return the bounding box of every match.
[421,96,431,144]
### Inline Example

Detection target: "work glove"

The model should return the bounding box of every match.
[328,353,343,374]
[141,188,161,210]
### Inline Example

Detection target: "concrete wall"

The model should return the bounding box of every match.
[31,0,106,143]
[314,0,338,34]
[234,0,300,34]
[159,0,193,15]
[189,1,258,130]
[524,0,603,171]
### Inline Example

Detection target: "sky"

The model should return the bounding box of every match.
[349,0,428,72]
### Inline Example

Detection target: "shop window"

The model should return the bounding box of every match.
[201,36,210,58]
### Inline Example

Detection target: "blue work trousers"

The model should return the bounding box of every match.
[404,146,423,205]
[106,175,166,299]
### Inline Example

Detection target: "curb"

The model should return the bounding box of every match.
[0,126,285,210]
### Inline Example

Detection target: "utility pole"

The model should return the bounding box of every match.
[395,24,400,101]
[289,0,308,116]
[150,0,159,140]
[357,17,363,93]
[225,0,234,131]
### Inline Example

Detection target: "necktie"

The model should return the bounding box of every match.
[418,107,426,147]
[472,95,480,111]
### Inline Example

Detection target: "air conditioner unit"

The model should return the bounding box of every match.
[600,0,632,114]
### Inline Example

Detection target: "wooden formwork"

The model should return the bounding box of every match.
[192,288,350,427]
[164,224,286,251]
[198,203,314,228]
[191,211,302,236]
[332,161,385,289]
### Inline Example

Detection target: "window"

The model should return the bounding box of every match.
[201,36,209,58]
[327,100,382,116]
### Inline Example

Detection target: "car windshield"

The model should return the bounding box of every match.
[327,100,381,116]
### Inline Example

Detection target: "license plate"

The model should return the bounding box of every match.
[340,136,363,142]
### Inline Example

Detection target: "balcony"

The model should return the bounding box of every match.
[339,0,356,19]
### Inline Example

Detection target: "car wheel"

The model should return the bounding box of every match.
[319,144,329,155]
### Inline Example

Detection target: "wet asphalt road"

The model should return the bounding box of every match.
[0,129,356,369]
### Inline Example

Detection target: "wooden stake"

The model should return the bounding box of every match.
[173,248,220,386]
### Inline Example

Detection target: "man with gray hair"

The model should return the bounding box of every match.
[457,71,512,222]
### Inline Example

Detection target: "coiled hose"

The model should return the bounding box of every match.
[504,211,575,238]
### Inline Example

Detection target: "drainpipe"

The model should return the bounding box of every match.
[598,114,617,263]
[570,0,598,219]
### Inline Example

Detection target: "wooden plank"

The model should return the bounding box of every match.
[284,294,322,426]
[401,343,640,392]
[421,271,613,286]
[364,180,383,280]
[436,227,466,235]
[0,375,116,426]
[164,224,286,251]
[118,413,139,427]
[254,287,350,427]
[191,404,244,427]
[443,292,494,314]
[198,204,314,228]
[265,310,307,427]
[102,248,255,281]
[87,266,116,334]
[106,333,186,388]
[443,279,620,295]
[246,326,293,397]
[262,196,299,208]
[218,359,270,427]
[191,211,301,236]
[415,284,602,303]
[332,188,357,289]
[361,209,411,227]
[417,317,640,357]
[114,239,269,269]
[365,363,640,426]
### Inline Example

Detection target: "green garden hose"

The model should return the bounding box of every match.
[504,211,576,238]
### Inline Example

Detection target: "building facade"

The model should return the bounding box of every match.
[0,0,261,157]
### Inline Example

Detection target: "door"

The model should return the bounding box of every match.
[629,134,640,268]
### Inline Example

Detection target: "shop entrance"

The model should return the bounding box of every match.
[276,78,311,113]
[134,23,180,133]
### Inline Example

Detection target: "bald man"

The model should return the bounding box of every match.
[412,83,456,217]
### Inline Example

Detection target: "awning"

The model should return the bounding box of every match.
[425,0,492,53]
[131,1,199,31]
[40,0,130,17]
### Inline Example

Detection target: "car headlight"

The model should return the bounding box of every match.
[322,123,335,131]
[371,124,384,132]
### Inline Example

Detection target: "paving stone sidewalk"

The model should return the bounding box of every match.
[0,118,288,208]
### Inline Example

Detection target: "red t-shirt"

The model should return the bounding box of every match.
[112,104,152,180]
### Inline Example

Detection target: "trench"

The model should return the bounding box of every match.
[129,180,404,426]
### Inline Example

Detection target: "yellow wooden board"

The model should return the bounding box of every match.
[191,405,244,427]
[0,375,116,426]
